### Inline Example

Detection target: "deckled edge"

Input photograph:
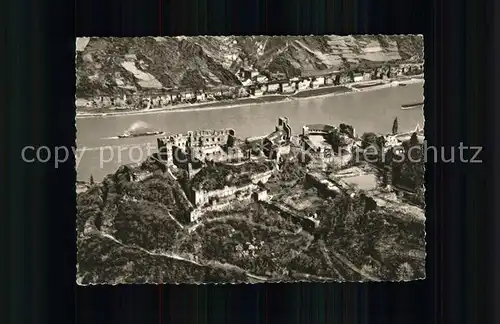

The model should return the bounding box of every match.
[75,37,81,285]
[420,33,427,282]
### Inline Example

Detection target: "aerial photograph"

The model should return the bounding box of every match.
[75,35,426,284]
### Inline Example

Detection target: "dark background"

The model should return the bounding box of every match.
[2,0,497,322]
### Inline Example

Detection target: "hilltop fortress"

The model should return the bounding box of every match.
[153,117,294,222]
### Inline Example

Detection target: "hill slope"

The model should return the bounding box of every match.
[75,35,424,97]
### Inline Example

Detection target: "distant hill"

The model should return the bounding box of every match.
[75,35,424,97]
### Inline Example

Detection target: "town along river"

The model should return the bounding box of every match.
[76,82,425,181]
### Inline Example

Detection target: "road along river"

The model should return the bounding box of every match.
[76,82,425,181]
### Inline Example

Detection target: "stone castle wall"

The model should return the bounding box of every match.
[188,129,234,146]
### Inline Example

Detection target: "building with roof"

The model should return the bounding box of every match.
[384,135,401,148]
[305,172,342,198]
[265,81,281,94]
[237,87,250,97]
[251,88,264,97]
[301,69,340,78]
[281,82,296,93]
[262,117,292,160]
[252,188,269,202]
[297,79,312,91]
[196,91,207,102]
[339,74,352,84]
[325,75,335,85]
[189,161,275,207]
[270,71,287,80]
[241,79,254,87]
[300,124,356,170]
[353,73,364,82]
[311,77,325,88]
[253,74,269,84]
[182,90,196,101]
[302,124,337,136]
[238,68,259,80]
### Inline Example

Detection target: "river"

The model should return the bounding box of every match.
[76,83,425,181]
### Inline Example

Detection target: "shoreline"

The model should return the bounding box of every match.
[76,78,424,119]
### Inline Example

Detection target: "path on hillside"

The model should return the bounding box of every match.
[167,212,184,229]
[93,215,373,282]
[186,214,303,234]
[187,214,314,242]
[187,215,253,233]
[323,245,382,282]
[318,240,346,280]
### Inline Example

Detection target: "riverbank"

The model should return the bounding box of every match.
[292,78,424,102]
[76,77,425,119]
[401,100,425,110]
[350,77,425,93]
[291,85,352,98]
[76,94,291,119]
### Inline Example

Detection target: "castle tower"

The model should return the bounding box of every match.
[184,131,194,158]
[277,117,292,140]
[302,126,310,137]
[383,165,392,188]
[275,149,281,162]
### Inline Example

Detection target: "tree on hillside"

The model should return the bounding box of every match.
[406,132,422,163]
[376,136,386,164]
[410,132,419,146]
[376,35,391,49]
[391,136,425,192]
[89,174,94,185]
[392,117,399,135]
[348,70,354,81]
[334,74,341,85]
[326,129,347,153]
[376,136,386,151]
[360,133,385,165]
[413,186,426,208]
[395,262,415,280]
[76,75,94,97]
[339,123,355,138]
